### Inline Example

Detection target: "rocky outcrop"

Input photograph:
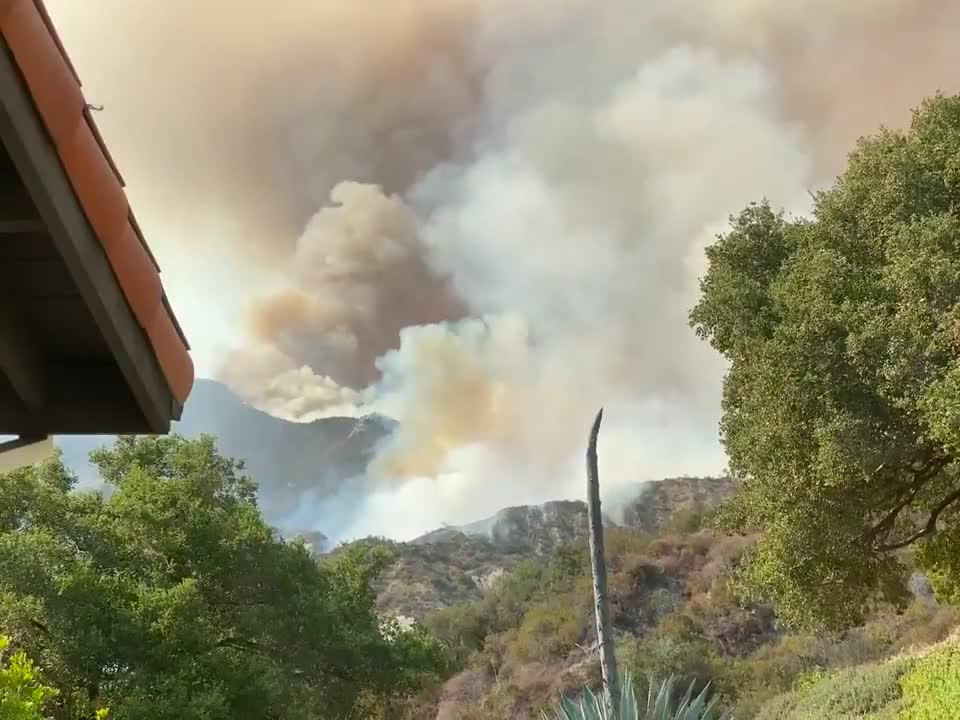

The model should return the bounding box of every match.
[359,476,737,619]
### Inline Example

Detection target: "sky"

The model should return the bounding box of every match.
[43,1,960,540]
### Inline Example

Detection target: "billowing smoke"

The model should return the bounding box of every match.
[44,0,483,251]
[220,181,465,412]
[47,1,960,541]
[44,0,483,371]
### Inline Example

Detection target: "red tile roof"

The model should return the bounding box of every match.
[0,0,194,405]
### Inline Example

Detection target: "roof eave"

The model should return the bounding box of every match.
[0,38,179,433]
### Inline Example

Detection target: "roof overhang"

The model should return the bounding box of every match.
[0,0,193,437]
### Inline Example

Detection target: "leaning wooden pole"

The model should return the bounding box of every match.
[587,408,620,716]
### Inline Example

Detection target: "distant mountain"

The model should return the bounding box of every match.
[56,379,394,529]
[346,476,737,619]
[56,380,734,562]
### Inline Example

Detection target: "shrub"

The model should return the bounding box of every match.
[0,634,63,720]
[898,642,960,719]
[742,635,823,691]
[424,601,493,666]
[890,603,958,654]
[605,530,653,570]
[488,561,550,630]
[508,594,586,665]
[752,657,911,720]
[685,584,777,658]
[547,541,590,592]
[624,630,719,704]
[662,509,711,536]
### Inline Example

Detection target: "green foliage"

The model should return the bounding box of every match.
[487,560,553,630]
[623,619,718,703]
[509,593,585,665]
[424,537,594,672]
[898,643,960,719]
[544,674,731,720]
[417,512,956,718]
[718,601,960,718]
[643,677,732,720]
[0,437,446,720]
[547,540,591,591]
[691,93,960,630]
[753,658,911,720]
[423,601,493,667]
[662,510,711,537]
[0,635,59,720]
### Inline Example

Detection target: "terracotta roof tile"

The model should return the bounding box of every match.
[83,104,126,188]
[2,0,84,147]
[127,206,162,274]
[28,0,78,84]
[0,0,194,406]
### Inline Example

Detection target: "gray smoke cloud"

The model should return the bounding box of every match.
[45,0,483,252]
[47,0,960,541]
[219,181,465,413]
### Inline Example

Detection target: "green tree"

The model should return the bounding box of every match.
[0,436,446,719]
[690,93,960,629]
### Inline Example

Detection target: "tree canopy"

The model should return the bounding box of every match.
[690,93,960,629]
[0,435,446,719]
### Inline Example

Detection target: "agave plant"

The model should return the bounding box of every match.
[543,673,732,720]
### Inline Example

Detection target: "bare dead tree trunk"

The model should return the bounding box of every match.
[587,408,620,716]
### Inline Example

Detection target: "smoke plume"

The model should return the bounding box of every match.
[47,0,960,541]
[222,181,465,405]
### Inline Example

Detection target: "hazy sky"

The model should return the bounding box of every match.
[43,1,960,539]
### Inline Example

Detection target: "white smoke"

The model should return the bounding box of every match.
[330,45,814,540]
[46,0,960,542]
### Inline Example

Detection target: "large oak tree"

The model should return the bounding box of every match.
[691,94,960,629]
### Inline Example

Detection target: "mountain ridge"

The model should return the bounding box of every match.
[337,476,736,619]
[56,379,394,530]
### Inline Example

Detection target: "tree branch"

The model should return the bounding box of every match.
[875,486,960,552]
[866,456,949,541]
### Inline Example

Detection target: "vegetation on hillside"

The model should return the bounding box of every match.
[345,477,735,621]
[751,634,960,719]
[0,436,446,719]
[753,657,913,720]
[898,641,960,718]
[401,514,956,718]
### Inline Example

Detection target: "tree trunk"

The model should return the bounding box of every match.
[587,408,620,716]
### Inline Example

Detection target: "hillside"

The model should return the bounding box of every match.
[56,379,393,530]
[345,474,958,719]
[338,477,735,620]
[383,518,956,719]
